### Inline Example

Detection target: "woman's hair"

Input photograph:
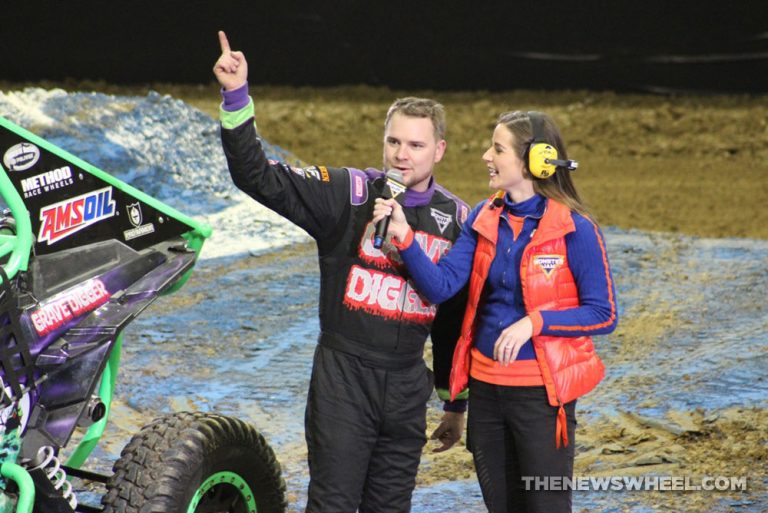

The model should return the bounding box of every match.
[497,111,591,217]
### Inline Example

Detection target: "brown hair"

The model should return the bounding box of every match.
[385,97,447,142]
[497,111,590,217]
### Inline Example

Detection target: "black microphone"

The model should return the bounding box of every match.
[373,169,406,249]
[545,157,579,171]
[489,190,505,209]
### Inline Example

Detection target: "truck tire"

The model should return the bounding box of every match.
[101,411,286,513]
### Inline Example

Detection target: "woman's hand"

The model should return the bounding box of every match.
[372,198,410,243]
[493,316,533,366]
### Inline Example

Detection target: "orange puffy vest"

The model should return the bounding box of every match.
[449,195,606,447]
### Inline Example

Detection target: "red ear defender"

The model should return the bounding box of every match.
[526,112,578,179]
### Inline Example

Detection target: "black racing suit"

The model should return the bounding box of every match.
[220,98,468,513]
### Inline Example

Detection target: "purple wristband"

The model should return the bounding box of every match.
[221,82,249,112]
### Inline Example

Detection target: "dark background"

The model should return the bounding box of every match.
[3,1,767,93]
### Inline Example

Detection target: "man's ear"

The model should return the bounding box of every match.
[434,139,447,164]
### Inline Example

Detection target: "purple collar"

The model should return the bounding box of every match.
[362,168,435,207]
[403,178,435,207]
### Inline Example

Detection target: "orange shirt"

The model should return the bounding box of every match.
[469,348,544,387]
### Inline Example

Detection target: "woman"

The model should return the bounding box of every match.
[373,111,618,513]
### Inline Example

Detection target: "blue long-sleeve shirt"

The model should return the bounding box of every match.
[400,194,617,360]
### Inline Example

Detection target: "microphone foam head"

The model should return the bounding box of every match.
[384,169,407,198]
[385,169,404,183]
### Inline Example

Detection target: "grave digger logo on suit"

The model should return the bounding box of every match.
[343,265,437,323]
[342,224,453,323]
[533,254,565,279]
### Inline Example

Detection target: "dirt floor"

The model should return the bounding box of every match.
[167,82,768,512]
[420,386,767,513]
[3,81,766,512]
[424,330,766,512]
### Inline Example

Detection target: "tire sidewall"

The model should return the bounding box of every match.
[102,413,286,513]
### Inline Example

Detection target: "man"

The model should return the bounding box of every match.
[214,31,469,513]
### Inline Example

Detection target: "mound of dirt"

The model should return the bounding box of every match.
[4,81,766,239]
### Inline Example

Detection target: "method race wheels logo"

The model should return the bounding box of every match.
[20,165,75,198]
[3,142,40,172]
[38,186,116,245]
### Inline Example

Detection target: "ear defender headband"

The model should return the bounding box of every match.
[526,112,578,179]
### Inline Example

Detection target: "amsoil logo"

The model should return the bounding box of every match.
[38,187,116,245]
[533,254,565,278]
[3,142,40,172]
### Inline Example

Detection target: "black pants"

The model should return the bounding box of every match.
[304,345,433,513]
[467,379,576,513]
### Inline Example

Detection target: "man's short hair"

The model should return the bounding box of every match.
[384,97,446,141]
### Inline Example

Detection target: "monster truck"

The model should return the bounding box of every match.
[0,115,286,513]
